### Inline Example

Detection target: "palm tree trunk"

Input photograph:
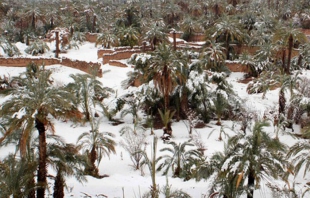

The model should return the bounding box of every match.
[173,31,176,51]
[32,12,36,30]
[297,54,303,67]
[282,49,286,74]
[226,37,230,60]
[232,0,237,7]
[214,3,220,19]
[70,26,74,37]
[89,146,98,176]
[55,31,59,58]
[174,152,181,177]
[287,34,293,74]
[36,118,47,198]
[216,114,222,126]
[92,15,97,33]
[53,170,64,198]
[27,176,36,198]
[50,17,54,29]
[163,66,169,111]
[279,89,286,115]
[247,170,255,198]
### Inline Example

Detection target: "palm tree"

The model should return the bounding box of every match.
[212,91,228,126]
[222,121,288,198]
[95,30,120,48]
[179,16,202,41]
[66,73,114,121]
[22,1,44,32]
[115,5,141,29]
[0,66,79,198]
[144,21,169,50]
[0,36,21,57]
[47,139,87,198]
[196,148,244,198]
[120,93,141,124]
[0,154,37,198]
[43,1,62,31]
[273,24,307,74]
[207,14,247,60]
[77,117,116,177]
[161,1,183,28]
[287,130,310,181]
[24,39,50,55]
[117,25,140,48]
[157,140,201,178]
[148,44,188,110]
[200,39,226,72]
[210,72,237,125]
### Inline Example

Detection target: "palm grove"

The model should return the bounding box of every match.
[1,0,310,197]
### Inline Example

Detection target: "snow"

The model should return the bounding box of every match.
[0,42,309,198]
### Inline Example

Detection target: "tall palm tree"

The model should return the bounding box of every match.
[23,1,44,32]
[222,121,288,198]
[0,66,79,198]
[77,118,116,177]
[207,14,247,60]
[148,44,188,110]
[273,24,307,74]
[144,21,169,50]
[161,1,183,28]
[115,5,141,29]
[179,16,202,41]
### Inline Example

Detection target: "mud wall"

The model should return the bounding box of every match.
[0,57,102,77]
[102,50,141,64]
[226,62,249,73]
[85,33,97,43]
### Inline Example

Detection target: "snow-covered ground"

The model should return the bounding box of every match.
[0,42,309,198]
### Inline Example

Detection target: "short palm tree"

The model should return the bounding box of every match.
[47,139,87,198]
[24,39,50,55]
[157,140,201,178]
[222,121,288,198]
[210,72,237,125]
[212,91,228,126]
[95,30,119,48]
[66,73,114,121]
[117,25,140,48]
[0,66,79,198]
[287,130,310,182]
[0,154,37,198]
[0,36,20,57]
[201,40,226,72]
[77,117,116,177]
